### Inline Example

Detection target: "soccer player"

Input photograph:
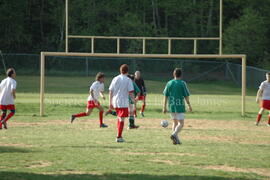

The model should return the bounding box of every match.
[163,68,192,145]
[255,72,270,126]
[0,68,17,130]
[106,74,140,129]
[70,72,108,128]
[109,64,134,142]
[134,71,147,117]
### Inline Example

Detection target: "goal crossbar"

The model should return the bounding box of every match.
[40,52,247,116]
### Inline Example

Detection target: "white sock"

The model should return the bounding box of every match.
[172,123,183,137]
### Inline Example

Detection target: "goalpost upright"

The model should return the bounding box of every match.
[40,0,247,117]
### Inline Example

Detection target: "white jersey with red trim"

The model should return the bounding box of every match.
[87,81,104,101]
[109,74,134,108]
[0,77,17,105]
[259,81,270,100]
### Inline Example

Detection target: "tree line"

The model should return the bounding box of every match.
[0,0,269,68]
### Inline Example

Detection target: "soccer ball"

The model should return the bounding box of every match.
[161,120,169,128]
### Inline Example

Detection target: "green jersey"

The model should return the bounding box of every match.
[129,82,141,104]
[163,79,190,113]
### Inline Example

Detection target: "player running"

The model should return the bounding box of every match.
[70,72,108,128]
[255,72,270,126]
[109,64,134,142]
[163,68,192,145]
[134,71,147,117]
[0,68,17,130]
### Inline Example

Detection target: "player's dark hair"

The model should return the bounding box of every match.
[173,68,182,78]
[120,64,129,74]
[6,68,15,77]
[127,74,135,81]
[96,72,105,81]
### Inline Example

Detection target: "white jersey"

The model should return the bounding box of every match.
[259,81,270,100]
[87,81,104,101]
[0,77,17,105]
[109,74,134,108]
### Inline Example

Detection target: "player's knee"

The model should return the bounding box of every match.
[2,110,7,114]
[11,109,15,114]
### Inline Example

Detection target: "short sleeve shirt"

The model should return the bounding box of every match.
[109,74,134,108]
[87,81,104,101]
[0,77,17,105]
[163,79,190,113]
[259,81,270,100]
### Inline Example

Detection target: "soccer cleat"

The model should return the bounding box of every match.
[100,123,108,128]
[70,115,76,123]
[127,125,140,130]
[140,112,145,117]
[116,137,125,143]
[105,110,112,116]
[176,136,182,145]
[170,135,178,145]
[255,122,259,126]
[267,124,270,127]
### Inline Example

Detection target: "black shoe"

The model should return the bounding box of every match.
[127,125,140,130]
[70,115,76,123]
[170,135,177,145]
[100,123,108,128]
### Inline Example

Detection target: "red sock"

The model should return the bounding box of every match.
[141,104,145,113]
[268,116,270,125]
[0,113,6,128]
[117,119,124,138]
[74,112,87,118]
[99,111,104,125]
[4,112,14,122]
[256,114,262,123]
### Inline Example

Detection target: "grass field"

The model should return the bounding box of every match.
[0,75,269,180]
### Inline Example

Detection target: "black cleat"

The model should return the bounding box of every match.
[170,135,177,145]
[70,115,76,123]
[100,123,108,128]
[3,121,7,129]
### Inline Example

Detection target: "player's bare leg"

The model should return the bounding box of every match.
[255,108,264,126]
[128,104,139,129]
[268,111,270,127]
[97,106,108,128]
[171,119,184,145]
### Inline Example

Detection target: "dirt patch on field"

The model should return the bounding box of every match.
[117,151,201,157]
[26,161,52,168]
[200,165,270,177]
[0,143,33,147]
[148,159,178,165]
[42,171,102,175]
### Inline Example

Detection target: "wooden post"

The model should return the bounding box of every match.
[143,38,146,54]
[219,0,223,54]
[65,0,68,52]
[193,39,197,54]
[168,39,171,54]
[242,55,246,116]
[91,37,94,54]
[40,52,45,116]
[117,38,120,54]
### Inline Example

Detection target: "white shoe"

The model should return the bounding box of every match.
[116,137,125,143]
[267,124,270,127]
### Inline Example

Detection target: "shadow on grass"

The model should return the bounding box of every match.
[0,172,255,180]
[0,146,31,153]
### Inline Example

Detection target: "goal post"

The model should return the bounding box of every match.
[40,52,246,116]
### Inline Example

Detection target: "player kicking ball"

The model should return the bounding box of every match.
[70,72,108,128]
[163,68,192,145]
[0,68,17,130]
[255,72,270,126]
[109,64,134,143]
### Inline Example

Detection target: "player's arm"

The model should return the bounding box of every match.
[163,96,168,114]
[12,89,16,99]
[100,91,105,100]
[109,90,113,110]
[89,89,97,102]
[256,89,263,103]
[184,96,192,112]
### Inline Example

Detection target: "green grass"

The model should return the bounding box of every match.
[0,75,269,180]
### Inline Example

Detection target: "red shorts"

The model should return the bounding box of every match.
[261,100,270,110]
[0,104,15,110]
[87,101,100,109]
[138,95,146,101]
[115,108,129,117]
